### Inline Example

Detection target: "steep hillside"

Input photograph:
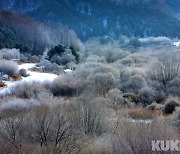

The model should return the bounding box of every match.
[0,0,180,40]
[0,9,83,54]
[0,22,19,49]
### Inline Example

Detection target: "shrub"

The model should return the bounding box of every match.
[0,48,20,60]
[123,93,141,104]
[36,60,64,74]
[14,43,30,53]
[20,53,41,63]
[164,100,179,114]
[128,108,159,120]
[50,74,83,96]
[70,96,107,136]
[171,108,180,133]
[26,105,80,153]
[138,87,155,105]
[148,52,180,86]
[111,120,177,153]
[107,88,125,107]
[167,77,180,96]
[146,103,165,111]
[89,72,117,96]
[105,49,128,63]
[121,74,146,94]
[0,98,36,111]
[18,68,28,77]
[128,38,141,48]
[86,55,106,63]
[0,60,18,77]
[47,44,79,65]
[70,46,80,63]
[120,57,133,66]
[92,64,119,78]
[51,54,71,65]
[12,82,51,99]
[30,55,41,63]
[0,105,80,154]
[0,114,25,152]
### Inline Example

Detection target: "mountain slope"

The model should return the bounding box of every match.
[0,0,180,40]
[0,9,83,53]
[0,22,18,49]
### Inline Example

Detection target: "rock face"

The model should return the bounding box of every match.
[0,0,180,40]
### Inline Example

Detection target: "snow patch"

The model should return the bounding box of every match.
[103,18,108,28]
[173,41,180,47]
[0,63,58,96]
[129,119,152,124]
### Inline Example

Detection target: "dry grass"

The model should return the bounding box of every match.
[128,108,159,120]
[80,144,111,154]
[111,119,179,154]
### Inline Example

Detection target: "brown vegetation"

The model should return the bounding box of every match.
[128,108,159,120]
[10,74,22,81]
[0,80,7,87]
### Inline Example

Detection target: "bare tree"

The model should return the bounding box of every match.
[27,105,79,154]
[149,52,180,86]
[111,120,178,154]
[70,96,108,136]
[0,114,25,153]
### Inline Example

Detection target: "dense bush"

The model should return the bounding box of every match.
[36,60,64,74]
[18,69,28,77]
[0,105,80,154]
[50,74,83,96]
[86,55,106,63]
[105,49,128,63]
[89,72,117,96]
[120,57,133,66]
[11,82,51,99]
[128,38,141,49]
[0,48,20,60]
[70,96,108,136]
[167,77,180,96]
[146,102,165,111]
[112,121,177,153]
[172,108,180,133]
[51,54,72,65]
[164,100,179,114]
[0,60,18,77]
[107,89,124,106]
[92,64,119,78]
[121,74,146,94]
[0,98,36,111]
[138,87,155,105]
[148,53,180,87]
[47,44,79,65]
[14,43,30,53]
[20,53,41,63]
[123,93,141,104]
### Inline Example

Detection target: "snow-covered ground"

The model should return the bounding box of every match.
[173,41,180,47]
[18,63,58,82]
[0,63,58,95]
[129,119,152,124]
